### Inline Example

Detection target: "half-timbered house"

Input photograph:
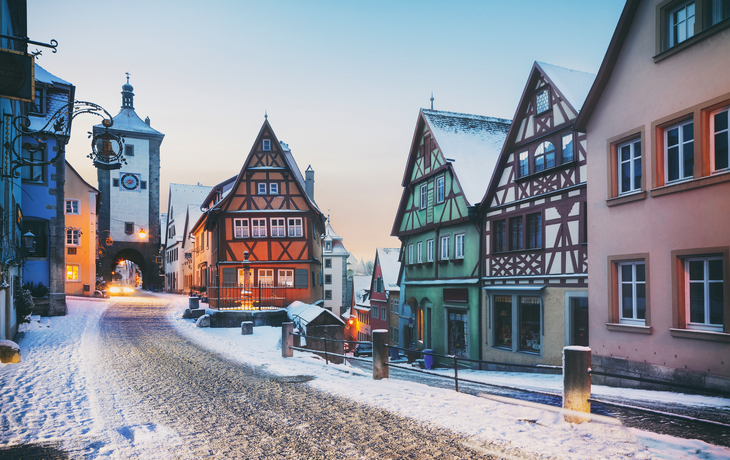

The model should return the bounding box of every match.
[392,109,510,360]
[368,248,401,337]
[478,62,594,366]
[190,119,325,309]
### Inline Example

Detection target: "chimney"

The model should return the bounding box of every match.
[305,165,315,202]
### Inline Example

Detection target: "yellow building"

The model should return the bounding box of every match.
[64,161,99,296]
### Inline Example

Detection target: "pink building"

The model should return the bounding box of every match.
[575,0,730,391]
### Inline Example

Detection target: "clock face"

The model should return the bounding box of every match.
[120,173,140,191]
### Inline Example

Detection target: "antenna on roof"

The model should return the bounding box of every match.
[430,92,434,110]
[264,110,268,119]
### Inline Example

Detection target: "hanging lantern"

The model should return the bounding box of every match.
[90,119,125,170]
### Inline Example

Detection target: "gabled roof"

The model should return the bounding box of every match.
[376,248,401,291]
[65,160,99,194]
[165,183,213,244]
[35,64,71,86]
[421,109,511,205]
[574,0,641,132]
[536,62,595,113]
[182,204,204,249]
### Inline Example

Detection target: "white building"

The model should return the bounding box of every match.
[322,218,350,317]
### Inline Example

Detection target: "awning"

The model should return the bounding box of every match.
[482,285,546,291]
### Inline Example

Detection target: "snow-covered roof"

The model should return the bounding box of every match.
[166,183,213,243]
[324,220,342,240]
[422,109,510,205]
[94,106,163,136]
[377,248,401,291]
[536,62,596,112]
[286,301,345,335]
[352,274,371,305]
[35,64,71,86]
[283,150,320,213]
[323,219,349,256]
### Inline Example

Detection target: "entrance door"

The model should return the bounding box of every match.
[426,308,432,348]
[447,309,468,357]
[570,297,589,346]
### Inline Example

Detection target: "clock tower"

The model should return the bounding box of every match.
[95,76,165,288]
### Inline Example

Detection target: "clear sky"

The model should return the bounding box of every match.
[27,0,625,262]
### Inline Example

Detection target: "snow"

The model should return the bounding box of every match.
[1,295,728,460]
[536,62,595,112]
[376,247,401,290]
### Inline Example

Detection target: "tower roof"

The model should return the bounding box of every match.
[94,75,163,137]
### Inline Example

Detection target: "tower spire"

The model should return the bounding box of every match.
[430,92,434,110]
[121,73,134,109]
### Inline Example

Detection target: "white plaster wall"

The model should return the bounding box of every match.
[110,137,150,242]
[323,255,345,317]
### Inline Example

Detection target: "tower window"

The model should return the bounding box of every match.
[125,145,134,157]
[141,181,147,190]
[125,222,134,234]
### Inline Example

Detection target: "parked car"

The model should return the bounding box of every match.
[353,343,373,357]
[108,284,135,296]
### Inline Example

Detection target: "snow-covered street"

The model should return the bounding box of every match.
[1,295,729,459]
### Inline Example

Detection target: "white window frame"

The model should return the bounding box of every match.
[417,241,423,263]
[518,150,529,177]
[710,106,729,172]
[408,244,413,265]
[618,138,642,195]
[440,235,450,260]
[618,262,646,325]
[685,256,723,332]
[252,219,267,238]
[455,233,465,259]
[436,175,445,203]
[420,183,428,210]
[237,268,253,286]
[270,218,286,237]
[234,218,249,238]
[258,183,267,194]
[562,133,574,163]
[66,264,79,281]
[427,239,434,262]
[535,88,550,114]
[258,269,274,287]
[65,199,80,215]
[288,217,303,237]
[664,119,694,183]
[278,269,294,287]
[269,183,279,195]
[263,139,271,151]
[669,1,695,47]
[66,228,80,246]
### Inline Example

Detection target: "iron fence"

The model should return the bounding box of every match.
[207,284,291,310]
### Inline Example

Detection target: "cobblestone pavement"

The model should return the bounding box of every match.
[80,297,537,459]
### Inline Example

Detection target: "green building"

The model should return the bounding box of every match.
[392,109,509,360]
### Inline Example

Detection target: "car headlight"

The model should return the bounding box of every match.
[109,287,121,294]
[122,287,134,293]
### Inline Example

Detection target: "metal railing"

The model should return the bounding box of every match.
[207,284,291,310]
[290,333,372,365]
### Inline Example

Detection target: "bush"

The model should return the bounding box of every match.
[15,289,34,324]
[22,281,49,298]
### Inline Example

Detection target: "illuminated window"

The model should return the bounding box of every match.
[66,264,79,281]
[278,269,294,287]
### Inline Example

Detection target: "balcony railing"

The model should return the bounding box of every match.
[208,283,292,310]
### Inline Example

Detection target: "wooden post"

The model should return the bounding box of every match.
[563,346,591,422]
[453,355,459,393]
[372,329,389,380]
[282,322,293,358]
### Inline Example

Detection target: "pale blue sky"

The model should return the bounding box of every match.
[28,0,625,261]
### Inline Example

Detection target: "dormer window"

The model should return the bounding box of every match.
[535,88,550,115]
[263,139,271,151]
[325,241,332,251]
[29,88,45,115]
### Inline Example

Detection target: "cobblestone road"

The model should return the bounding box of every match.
[85,297,535,459]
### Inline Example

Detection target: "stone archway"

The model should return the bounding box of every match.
[108,248,147,288]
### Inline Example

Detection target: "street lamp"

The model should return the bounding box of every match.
[138,227,146,239]
[22,231,35,251]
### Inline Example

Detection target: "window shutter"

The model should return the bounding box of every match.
[221,268,236,286]
[295,269,308,288]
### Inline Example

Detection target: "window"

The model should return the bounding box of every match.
[526,213,542,249]
[518,151,529,177]
[455,234,465,259]
[686,257,723,331]
[65,200,80,215]
[288,218,303,237]
[670,1,695,47]
[494,295,512,349]
[325,241,331,251]
[493,294,542,353]
[417,241,423,263]
[436,176,445,203]
[618,139,642,194]
[518,297,541,353]
[67,247,77,255]
[711,107,729,171]
[381,306,387,320]
[234,218,249,238]
[427,239,434,262]
[263,139,271,151]
[534,141,555,172]
[372,306,379,319]
[125,222,134,235]
[141,181,147,190]
[408,244,413,265]
[66,265,79,281]
[619,262,647,325]
[21,145,45,183]
[440,235,450,260]
[125,144,134,157]
[325,274,332,284]
[258,183,267,194]
[420,183,428,210]
[66,228,80,246]
[509,217,523,251]
[113,178,120,187]
[23,219,48,257]
[258,269,274,287]
[535,88,550,114]
[270,183,279,195]
[270,218,285,237]
[325,290,332,300]
[29,87,44,114]
[278,269,294,287]
[325,258,332,268]
[252,219,267,237]
[493,220,506,252]
[665,120,694,182]
[562,134,574,163]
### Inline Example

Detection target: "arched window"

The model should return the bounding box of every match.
[534,141,555,172]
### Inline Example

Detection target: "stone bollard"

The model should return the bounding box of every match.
[0,340,21,364]
[563,346,591,423]
[196,314,210,328]
[282,322,293,358]
[372,329,389,380]
[241,321,253,335]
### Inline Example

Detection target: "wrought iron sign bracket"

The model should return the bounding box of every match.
[0,34,58,53]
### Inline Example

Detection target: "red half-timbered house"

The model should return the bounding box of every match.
[478,62,594,366]
[190,119,325,309]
